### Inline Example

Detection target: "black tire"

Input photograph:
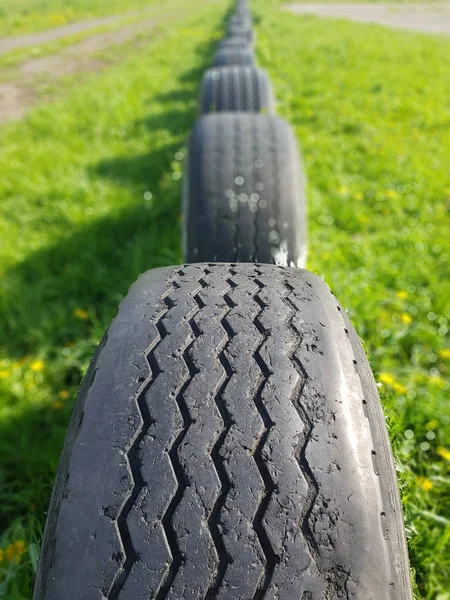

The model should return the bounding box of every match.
[235,1,250,16]
[183,113,306,266]
[199,66,275,114]
[214,47,255,68]
[218,36,250,51]
[230,16,251,29]
[34,263,413,600]
[229,23,255,46]
[229,14,252,30]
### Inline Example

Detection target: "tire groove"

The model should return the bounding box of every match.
[204,269,237,600]
[210,266,267,598]
[283,282,322,566]
[252,275,279,600]
[155,272,203,600]
[108,285,173,600]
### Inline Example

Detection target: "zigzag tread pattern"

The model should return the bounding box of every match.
[166,267,233,600]
[109,264,326,600]
[107,282,174,600]
[38,263,411,600]
[255,270,322,599]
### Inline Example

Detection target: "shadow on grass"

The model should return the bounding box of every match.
[0,20,224,552]
[1,27,222,359]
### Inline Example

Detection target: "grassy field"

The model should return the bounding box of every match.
[0,0,449,597]
[258,3,450,597]
[0,0,163,36]
[0,7,169,74]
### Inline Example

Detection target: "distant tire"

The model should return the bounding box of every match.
[230,16,251,29]
[33,262,413,600]
[235,1,250,17]
[218,36,249,51]
[229,23,255,46]
[184,114,305,265]
[229,14,252,30]
[199,66,275,114]
[214,47,255,68]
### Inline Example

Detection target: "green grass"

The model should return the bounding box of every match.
[0,4,169,74]
[256,2,450,596]
[0,1,228,597]
[0,0,162,37]
[281,0,447,4]
[0,0,438,36]
[0,0,449,598]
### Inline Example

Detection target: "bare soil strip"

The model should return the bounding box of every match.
[0,9,159,56]
[0,18,161,124]
[283,3,450,35]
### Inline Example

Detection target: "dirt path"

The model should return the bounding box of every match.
[0,9,159,56]
[0,18,166,124]
[283,3,450,35]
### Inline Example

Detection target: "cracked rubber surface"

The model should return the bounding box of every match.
[183,114,306,266]
[34,263,412,600]
[200,66,275,114]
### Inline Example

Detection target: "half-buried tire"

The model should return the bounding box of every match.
[33,263,413,600]
[200,66,275,114]
[184,113,306,266]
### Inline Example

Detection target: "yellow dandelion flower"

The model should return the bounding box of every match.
[49,12,68,25]
[439,348,450,359]
[412,374,425,384]
[379,310,390,324]
[74,308,89,320]
[426,419,439,430]
[393,382,408,395]
[59,390,69,400]
[386,189,398,199]
[417,477,433,492]
[6,545,15,561]
[429,376,446,388]
[30,360,45,372]
[14,540,26,555]
[0,369,8,379]
[52,400,63,410]
[396,291,408,300]
[437,447,450,461]
[400,313,412,325]
[379,373,395,386]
